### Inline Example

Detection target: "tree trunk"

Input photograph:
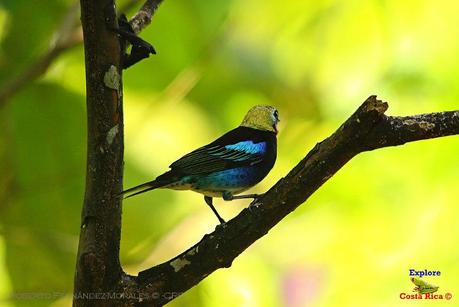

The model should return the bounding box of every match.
[73,0,125,306]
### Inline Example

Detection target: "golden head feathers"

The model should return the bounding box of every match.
[240,105,279,133]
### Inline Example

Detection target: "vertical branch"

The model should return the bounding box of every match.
[73,0,124,305]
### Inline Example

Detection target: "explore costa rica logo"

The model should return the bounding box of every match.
[399,269,452,300]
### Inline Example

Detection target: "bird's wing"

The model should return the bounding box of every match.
[170,140,267,175]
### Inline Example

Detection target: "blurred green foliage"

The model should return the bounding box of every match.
[0,0,458,306]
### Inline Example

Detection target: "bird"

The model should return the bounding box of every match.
[120,105,279,224]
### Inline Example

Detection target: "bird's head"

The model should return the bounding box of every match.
[240,105,280,134]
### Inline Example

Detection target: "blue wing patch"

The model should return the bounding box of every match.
[169,141,267,175]
[224,141,267,155]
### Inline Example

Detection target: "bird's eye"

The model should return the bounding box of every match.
[273,110,279,120]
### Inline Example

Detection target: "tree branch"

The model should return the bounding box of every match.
[134,95,459,306]
[73,0,165,306]
[73,0,124,306]
[129,0,164,34]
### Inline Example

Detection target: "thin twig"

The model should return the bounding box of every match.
[129,0,164,34]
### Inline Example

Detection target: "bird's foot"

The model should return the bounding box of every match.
[247,196,264,215]
[223,191,263,201]
[215,222,228,232]
[109,14,156,69]
[216,216,226,225]
[253,193,265,201]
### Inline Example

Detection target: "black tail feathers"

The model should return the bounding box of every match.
[117,180,163,199]
[117,171,176,199]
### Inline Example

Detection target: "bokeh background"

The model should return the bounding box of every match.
[0,0,458,306]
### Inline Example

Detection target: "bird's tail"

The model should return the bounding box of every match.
[118,171,176,199]
[118,179,164,199]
